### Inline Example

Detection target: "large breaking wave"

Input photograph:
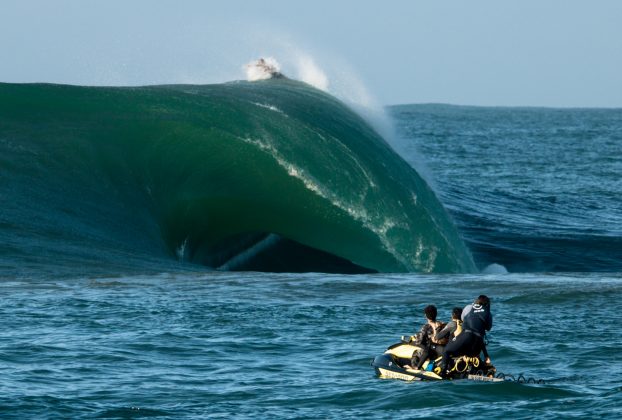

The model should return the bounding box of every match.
[0,78,476,275]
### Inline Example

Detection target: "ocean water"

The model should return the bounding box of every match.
[1,81,621,418]
[0,81,473,277]
[390,104,622,272]
[1,273,621,418]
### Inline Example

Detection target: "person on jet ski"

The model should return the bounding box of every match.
[447,305,492,364]
[434,307,463,342]
[439,295,492,376]
[411,305,448,370]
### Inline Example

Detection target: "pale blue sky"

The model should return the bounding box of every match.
[1,0,621,107]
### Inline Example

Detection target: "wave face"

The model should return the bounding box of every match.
[0,80,476,275]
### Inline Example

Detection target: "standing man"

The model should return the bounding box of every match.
[439,295,492,376]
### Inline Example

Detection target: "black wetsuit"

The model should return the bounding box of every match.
[414,322,446,369]
[440,303,492,372]
[435,320,458,342]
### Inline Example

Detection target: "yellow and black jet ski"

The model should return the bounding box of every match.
[371,336,500,382]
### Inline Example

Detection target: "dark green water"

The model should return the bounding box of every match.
[0,80,473,276]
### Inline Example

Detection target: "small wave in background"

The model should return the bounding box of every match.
[390,104,622,272]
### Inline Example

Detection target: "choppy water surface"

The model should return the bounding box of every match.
[2,84,621,418]
[390,105,622,272]
[1,272,620,418]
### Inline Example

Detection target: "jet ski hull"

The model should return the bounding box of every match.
[372,340,501,382]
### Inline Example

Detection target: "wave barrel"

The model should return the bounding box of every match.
[0,80,476,273]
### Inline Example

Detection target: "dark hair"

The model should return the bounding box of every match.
[424,305,437,321]
[452,307,462,320]
[475,295,490,307]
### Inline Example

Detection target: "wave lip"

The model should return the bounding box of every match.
[0,79,476,274]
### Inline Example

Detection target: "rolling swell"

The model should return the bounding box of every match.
[390,104,622,272]
[0,80,475,275]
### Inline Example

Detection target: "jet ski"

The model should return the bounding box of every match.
[371,336,501,382]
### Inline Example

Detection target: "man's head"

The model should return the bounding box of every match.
[424,305,437,321]
[452,307,462,320]
[475,295,490,307]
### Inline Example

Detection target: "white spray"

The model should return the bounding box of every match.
[294,54,329,91]
[244,57,281,81]
[245,54,329,92]
[244,51,437,187]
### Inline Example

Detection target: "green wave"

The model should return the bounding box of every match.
[0,79,475,273]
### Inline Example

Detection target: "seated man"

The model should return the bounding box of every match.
[439,295,493,376]
[411,305,447,370]
[434,307,463,343]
